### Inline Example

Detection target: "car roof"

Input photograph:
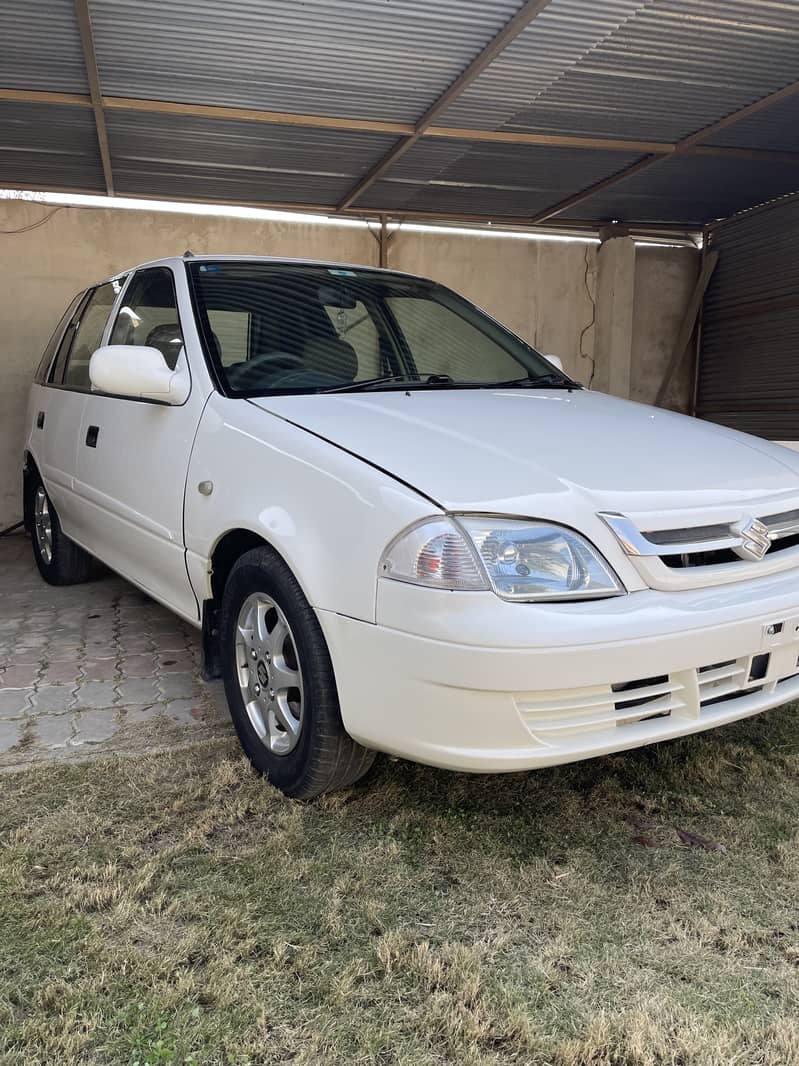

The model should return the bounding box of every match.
[103,254,426,286]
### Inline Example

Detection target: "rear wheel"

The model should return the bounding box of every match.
[29,474,93,586]
[220,546,375,798]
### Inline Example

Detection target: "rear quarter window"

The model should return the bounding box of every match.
[33,292,84,384]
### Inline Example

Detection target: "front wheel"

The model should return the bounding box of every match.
[219,546,375,798]
[28,473,93,586]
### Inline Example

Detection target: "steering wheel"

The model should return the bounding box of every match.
[227,351,306,388]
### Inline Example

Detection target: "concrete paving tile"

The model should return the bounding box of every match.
[46,645,83,663]
[163,699,204,727]
[158,655,197,673]
[81,659,118,681]
[0,719,22,753]
[124,704,164,725]
[72,708,118,745]
[1,539,226,764]
[35,714,73,748]
[71,680,119,709]
[0,688,30,719]
[157,672,199,699]
[4,649,43,666]
[118,654,157,678]
[1,663,40,688]
[116,677,160,706]
[30,686,74,714]
[41,662,81,685]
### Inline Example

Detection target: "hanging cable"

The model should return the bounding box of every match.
[0,205,66,235]
[578,243,597,387]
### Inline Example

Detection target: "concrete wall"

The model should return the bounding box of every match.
[0,198,699,526]
[631,245,700,409]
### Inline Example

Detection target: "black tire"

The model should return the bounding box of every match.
[28,471,93,586]
[219,546,376,799]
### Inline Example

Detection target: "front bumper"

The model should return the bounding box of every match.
[318,572,799,772]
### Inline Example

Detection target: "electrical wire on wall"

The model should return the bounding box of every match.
[579,244,597,387]
[0,205,66,235]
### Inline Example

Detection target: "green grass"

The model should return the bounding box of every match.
[2,707,799,1065]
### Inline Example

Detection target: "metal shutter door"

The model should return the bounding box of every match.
[696,196,799,440]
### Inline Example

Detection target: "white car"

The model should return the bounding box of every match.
[23,254,799,797]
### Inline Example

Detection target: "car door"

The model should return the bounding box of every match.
[73,265,209,622]
[36,282,121,536]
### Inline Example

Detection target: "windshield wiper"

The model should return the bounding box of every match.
[321,371,580,395]
[493,373,580,390]
[321,373,456,394]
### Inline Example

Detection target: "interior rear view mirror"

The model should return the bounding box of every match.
[318,284,357,309]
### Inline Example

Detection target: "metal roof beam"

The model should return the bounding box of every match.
[74,0,115,196]
[335,0,554,212]
[3,180,701,239]
[2,88,797,165]
[528,78,799,226]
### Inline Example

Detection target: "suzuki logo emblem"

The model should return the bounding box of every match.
[732,516,771,562]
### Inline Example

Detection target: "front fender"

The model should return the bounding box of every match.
[183,394,438,622]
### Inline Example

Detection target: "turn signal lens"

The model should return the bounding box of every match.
[380,518,488,591]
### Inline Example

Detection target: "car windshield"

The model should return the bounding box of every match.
[186,261,569,396]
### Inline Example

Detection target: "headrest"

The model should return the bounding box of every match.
[302,336,358,381]
[145,323,183,369]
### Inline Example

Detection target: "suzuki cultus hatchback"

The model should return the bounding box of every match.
[24,255,799,796]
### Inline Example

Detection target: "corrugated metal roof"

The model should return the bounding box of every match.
[559,153,799,225]
[89,0,520,123]
[0,101,104,191]
[703,95,799,151]
[2,0,799,227]
[439,0,799,142]
[106,109,399,205]
[0,0,88,94]
[355,138,644,216]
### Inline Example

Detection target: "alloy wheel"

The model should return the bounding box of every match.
[33,486,53,565]
[234,592,305,755]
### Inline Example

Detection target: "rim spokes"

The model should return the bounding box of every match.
[271,695,301,738]
[234,592,304,756]
[34,487,53,564]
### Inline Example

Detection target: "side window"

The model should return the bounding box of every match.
[35,292,84,384]
[110,267,183,370]
[62,282,120,389]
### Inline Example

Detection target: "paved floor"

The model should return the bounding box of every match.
[0,533,232,770]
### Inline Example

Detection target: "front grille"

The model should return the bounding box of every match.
[516,676,686,739]
[516,644,799,745]
[661,531,799,569]
[600,507,799,584]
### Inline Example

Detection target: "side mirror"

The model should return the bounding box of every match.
[544,354,564,373]
[89,345,190,404]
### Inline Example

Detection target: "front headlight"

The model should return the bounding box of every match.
[380,516,624,601]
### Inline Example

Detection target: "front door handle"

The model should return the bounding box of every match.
[85,425,99,448]
[36,411,45,429]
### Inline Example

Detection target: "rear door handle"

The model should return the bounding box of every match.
[36,411,45,429]
[85,425,99,448]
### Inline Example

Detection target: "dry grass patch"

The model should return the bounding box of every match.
[2,706,799,1064]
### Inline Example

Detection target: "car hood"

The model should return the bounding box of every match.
[251,389,799,517]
